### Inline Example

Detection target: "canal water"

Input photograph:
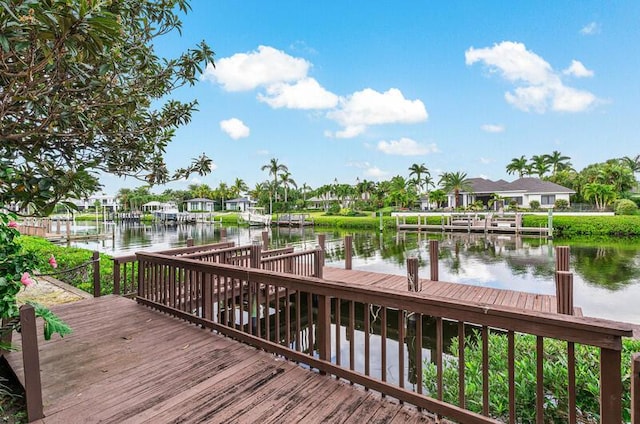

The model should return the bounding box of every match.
[67,221,640,325]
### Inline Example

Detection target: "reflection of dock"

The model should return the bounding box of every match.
[323,267,582,316]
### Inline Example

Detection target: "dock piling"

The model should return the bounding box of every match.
[407,257,419,291]
[344,235,353,270]
[429,240,439,281]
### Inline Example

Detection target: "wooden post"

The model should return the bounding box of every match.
[555,246,570,272]
[632,353,640,424]
[112,259,121,296]
[249,243,262,335]
[186,237,194,247]
[66,219,70,239]
[317,233,326,252]
[314,248,324,279]
[407,257,419,292]
[92,251,101,297]
[250,243,262,269]
[600,347,623,424]
[19,304,44,422]
[220,227,227,240]
[344,235,353,270]
[262,230,269,251]
[317,294,331,371]
[555,271,573,315]
[429,239,439,281]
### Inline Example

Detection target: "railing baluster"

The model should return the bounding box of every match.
[482,326,489,416]
[256,283,262,339]
[381,306,387,392]
[216,275,222,324]
[436,317,443,401]
[335,298,341,373]
[275,285,280,343]
[364,302,370,382]
[600,348,622,424]
[416,313,423,396]
[458,321,465,409]
[508,330,515,424]
[295,291,301,352]
[399,309,405,392]
[349,300,355,377]
[568,341,576,424]
[307,292,313,356]
[265,283,271,341]
[285,288,291,348]
[536,336,544,424]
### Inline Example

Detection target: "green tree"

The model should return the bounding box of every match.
[543,151,572,176]
[230,178,249,199]
[279,171,297,204]
[439,171,472,208]
[261,158,288,214]
[429,189,447,209]
[506,156,530,178]
[530,155,550,178]
[215,182,230,211]
[408,163,430,194]
[0,0,215,215]
[583,182,616,210]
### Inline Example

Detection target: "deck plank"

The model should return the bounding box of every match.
[5,296,434,424]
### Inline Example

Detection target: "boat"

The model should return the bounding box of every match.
[238,207,272,226]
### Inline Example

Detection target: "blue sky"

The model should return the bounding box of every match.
[101,1,640,195]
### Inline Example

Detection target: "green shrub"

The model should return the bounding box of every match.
[615,199,638,215]
[528,200,540,210]
[554,199,569,210]
[522,215,640,237]
[17,236,114,295]
[423,332,640,423]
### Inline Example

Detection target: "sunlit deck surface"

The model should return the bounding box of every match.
[6,296,435,424]
[323,266,583,316]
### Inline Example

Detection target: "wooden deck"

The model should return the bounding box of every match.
[323,266,583,316]
[6,296,435,424]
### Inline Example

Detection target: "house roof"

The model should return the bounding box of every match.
[226,197,256,203]
[462,177,575,195]
[187,198,215,202]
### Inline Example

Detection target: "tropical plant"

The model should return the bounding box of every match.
[505,156,530,178]
[408,163,430,194]
[261,158,289,213]
[439,172,473,208]
[614,199,638,215]
[583,183,616,211]
[429,189,447,209]
[230,178,249,199]
[279,172,297,204]
[543,151,572,176]
[0,0,215,215]
[530,155,551,178]
[528,200,540,210]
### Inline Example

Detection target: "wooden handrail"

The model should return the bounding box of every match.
[135,251,632,423]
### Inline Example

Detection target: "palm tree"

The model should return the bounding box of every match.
[583,182,616,211]
[279,171,297,204]
[439,171,472,208]
[408,163,430,193]
[231,178,248,199]
[543,151,571,176]
[261,158,288,213]
[300,183,311,201]
[423,174,435,210]
[429,189,447,209]
[506,156,529,178]
[530,155,550,178]
[216,182,230,211]
[116,188,133,212]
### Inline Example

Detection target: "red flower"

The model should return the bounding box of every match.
[49,255,58,269]
[21,272,35,287]
[8,221,18,228]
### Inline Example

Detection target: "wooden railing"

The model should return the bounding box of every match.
[134,250,634,423]
[261,248,323,278]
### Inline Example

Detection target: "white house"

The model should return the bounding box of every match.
[67,194,119,212]
[225,197,256,211]
[443,177,575,209]
[185,198,216,212]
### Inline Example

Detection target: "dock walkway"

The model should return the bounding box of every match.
[323,266,582,316]
[6,296,434,424]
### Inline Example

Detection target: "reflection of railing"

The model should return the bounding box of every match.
[134,249,633,423]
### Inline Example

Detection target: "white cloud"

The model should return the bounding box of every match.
[364,166,389,179]
[479,157,493,164]
[465,41,598,113]
[327,88,428,138]
[580,22,601,35]
[562,60,594,78]
[257,78,338,109]
[201,45,310,91]
[481,124,505,133]
[255,149,270,156]
[346,161,371,169]
[219,118,250,140]
[377,138,439,156]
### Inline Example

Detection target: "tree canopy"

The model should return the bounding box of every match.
[1,0,214,215]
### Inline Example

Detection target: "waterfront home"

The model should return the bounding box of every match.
[185,197,216,212]
[440,177,575,209]
[225,197,256,211]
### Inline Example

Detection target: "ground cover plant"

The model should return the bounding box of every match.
[423,330,640,423]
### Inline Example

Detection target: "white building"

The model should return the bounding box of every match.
[67,194,120,212]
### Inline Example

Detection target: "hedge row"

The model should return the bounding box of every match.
[523,215,640,237]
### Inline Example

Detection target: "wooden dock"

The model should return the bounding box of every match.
[323,266,582,316]
[6,296,435,423]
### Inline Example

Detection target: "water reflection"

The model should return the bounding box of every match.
[67,223,640,324]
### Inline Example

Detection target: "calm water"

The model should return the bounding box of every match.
[67,221,640,324]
